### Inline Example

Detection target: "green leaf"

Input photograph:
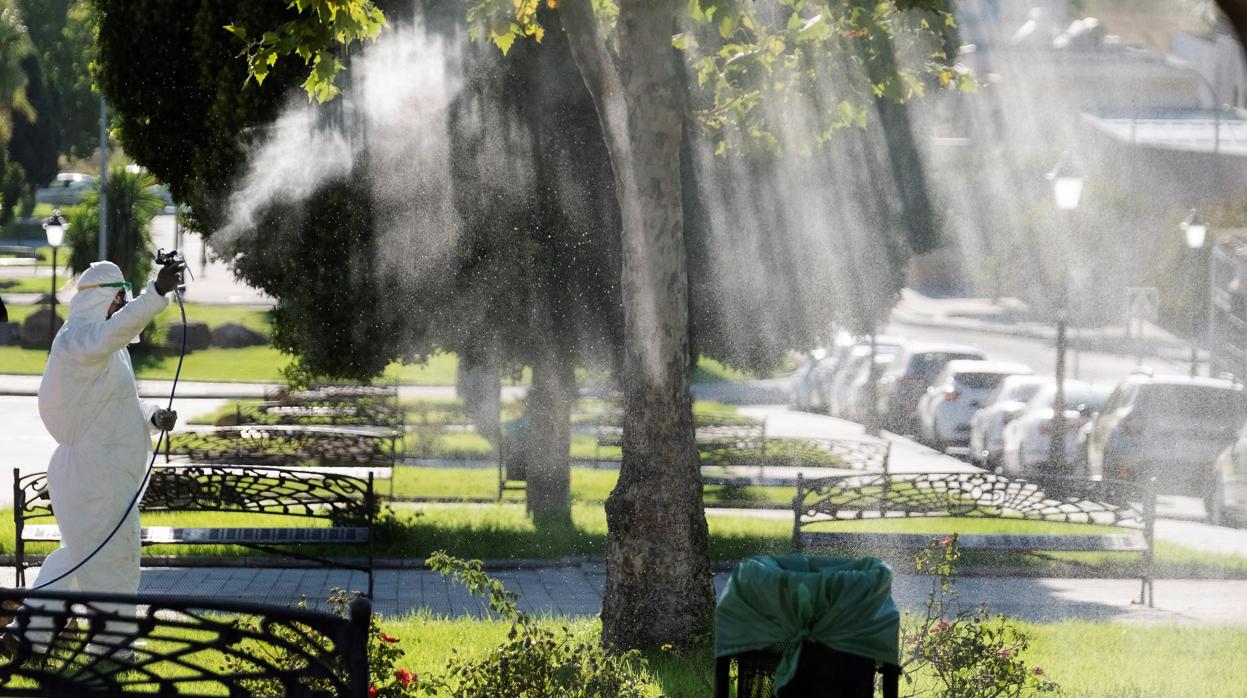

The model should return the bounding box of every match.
[223,24,247,40]
[493,29,517,55]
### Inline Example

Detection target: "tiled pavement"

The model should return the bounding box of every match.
[6,564,1247,626]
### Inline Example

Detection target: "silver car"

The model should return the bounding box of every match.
[1085,375,1247,500]
[915,360,1033,452]
[969,375,1049,468]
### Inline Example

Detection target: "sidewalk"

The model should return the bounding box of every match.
[3,563,1241,625]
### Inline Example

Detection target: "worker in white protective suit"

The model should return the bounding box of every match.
[2,258,184,660]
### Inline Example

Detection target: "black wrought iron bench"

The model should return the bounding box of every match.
[0,587,371,696]
[594,420,768,463]
[793,471,1157,606]
[164,425,399,475]
[235,383,405,429]
[13,465,376,596]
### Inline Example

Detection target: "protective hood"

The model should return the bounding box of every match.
[69,262,128,322]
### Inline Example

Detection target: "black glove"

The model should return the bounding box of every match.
[154,260,186,295]
[151,408,178,431]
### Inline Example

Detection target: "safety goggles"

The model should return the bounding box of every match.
[78,280,133,301]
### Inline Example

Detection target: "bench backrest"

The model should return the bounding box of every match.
[166,425,397,468]
[0,587,371,697]
[14,465,375,525]
[794,471,1153,531]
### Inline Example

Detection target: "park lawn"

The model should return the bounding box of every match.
[377,615,1247,697]
[151,303,272,335]
[0,346,49,374]
[0,276,65,294]
[388,465,797,506]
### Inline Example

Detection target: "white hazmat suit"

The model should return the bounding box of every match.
[24,261,170,650]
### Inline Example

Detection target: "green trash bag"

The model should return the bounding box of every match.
[714,555,899,692]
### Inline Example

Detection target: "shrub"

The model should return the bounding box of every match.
[418,552,652,697]
[901,535,1060,697]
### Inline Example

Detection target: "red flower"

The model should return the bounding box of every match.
[929,619,951,634]
[368,685,378,698]
[1033,666,1045,676]
[939,535,954,547]
[395,668,414,688]
[380,632,400,643]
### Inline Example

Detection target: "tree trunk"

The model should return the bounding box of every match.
[524,350,575,525]
[464,349,503,447]
[561,0,714,649]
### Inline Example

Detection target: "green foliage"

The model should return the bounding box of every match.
[0,2,35,144]
[7,53,59,188]
[902,535,1061,697]
[225,0,386,103]
[64,166,163,288]
[16,0,97,158]
[420,552,652,697]
[0,154,26,224]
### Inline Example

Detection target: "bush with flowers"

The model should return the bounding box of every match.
[900,535,1059,697]
[221,552,651,697]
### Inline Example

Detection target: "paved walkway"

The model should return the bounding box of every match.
[3,564,1242,626]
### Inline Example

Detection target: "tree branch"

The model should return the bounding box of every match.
[558,0,629,164]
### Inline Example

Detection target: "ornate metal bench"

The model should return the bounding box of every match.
[164,425,398,474]
[594,420,768,463]
[13,465,376,596]
[0,588,371,696]
[793,471,1157,606]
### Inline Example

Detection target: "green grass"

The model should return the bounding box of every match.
[689,355,748,383]
[0,346,48,374]
[376,615,1247,697]
[389,465,796,506]
[0,276,63,294]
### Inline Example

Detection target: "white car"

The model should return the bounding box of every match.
[916,360,1033,451]
[825,337,905,417]
[969,375,1049,468]
[35,172,96,206]
[790,347,830,411]
[834,347,902,421]
[1001,381,1112,476]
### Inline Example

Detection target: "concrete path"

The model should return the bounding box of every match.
[2,563,1241,626]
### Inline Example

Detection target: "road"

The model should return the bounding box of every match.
[886,319,1193,386]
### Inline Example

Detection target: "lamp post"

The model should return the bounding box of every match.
[42,209,68,347]
[1046,154,1082,470]
[1182,209,1209,377]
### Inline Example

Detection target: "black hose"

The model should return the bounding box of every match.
[31,288,188,590]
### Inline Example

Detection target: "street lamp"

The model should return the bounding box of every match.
[1182,209,1210,376]
[42,209,68,347]
[1046,154,1082,470]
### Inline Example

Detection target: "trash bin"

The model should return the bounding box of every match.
[714,555,901,698]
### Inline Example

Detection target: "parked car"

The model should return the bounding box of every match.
[1210,424,1247,525]
[969,375,1049,468]
[34,172,96,206]
[834,346,902,422]
[916,360,1033,452]
[791,347,829,411]
[825,337,905,418]
[1085,375,1247,505]
[790,333,854,412]
[1001,381,1112,476]
[876,343,987,435]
